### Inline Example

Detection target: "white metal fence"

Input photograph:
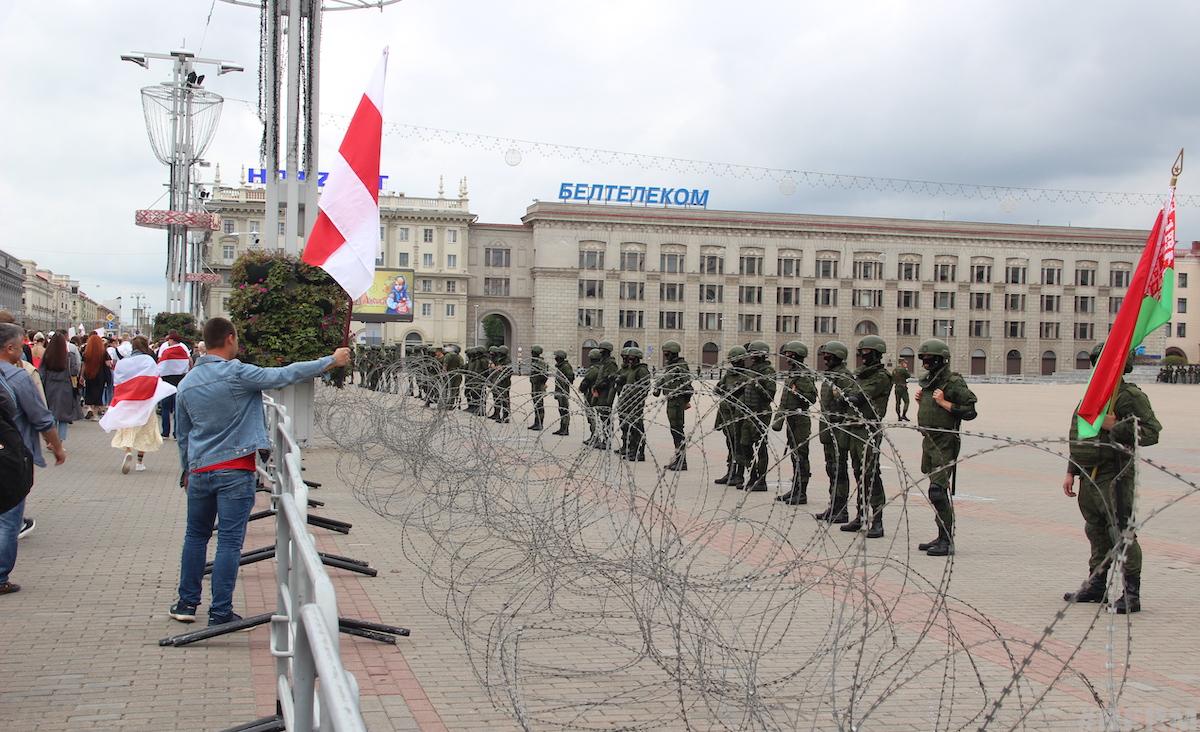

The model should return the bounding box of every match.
[262,395,367,731]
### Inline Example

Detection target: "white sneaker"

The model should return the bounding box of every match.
[121,452,133,474]
[135,463,146,472]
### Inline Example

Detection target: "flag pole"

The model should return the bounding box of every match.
[1170,147,1184,186]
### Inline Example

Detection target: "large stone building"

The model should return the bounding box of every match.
[1164,241,1200,363]
[465,202,1164,377]
[0,249,25,321]
[201,177,471,348]
[17,260,114,333]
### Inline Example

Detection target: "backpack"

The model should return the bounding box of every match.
[0,375,35,514]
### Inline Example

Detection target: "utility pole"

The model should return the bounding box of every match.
[122,49,241,317]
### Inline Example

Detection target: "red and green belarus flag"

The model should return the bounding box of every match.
[1077,187,1177,438]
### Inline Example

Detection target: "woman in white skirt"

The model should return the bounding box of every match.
[105,337,171,474]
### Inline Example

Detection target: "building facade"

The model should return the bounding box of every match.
[464,203,1163,377]
[1164,241,1199,363]
[200,179,472,349]
[0,250,25,322]
[17,260,114,333]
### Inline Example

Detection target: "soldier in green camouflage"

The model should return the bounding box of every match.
[913,338,977,557]
[813,341,853,523]
[892,358,912,421]
[484,346,500,418]
[1062,342,1160,614]
[616,347,652,461]
[733,340,777,492]
[773,341,817,505]
[612,348,634,455]
[463,347,481,413]
[580,348,603,445]
[489,345,512,423]
[441,344,464,409]
[840,335,892,538]
[654,340,693,471]
[551,350,574,436]
[528,345,549,431]
[589,341,619,450]
[713,346,748,485]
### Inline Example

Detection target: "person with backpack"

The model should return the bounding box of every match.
[0,322,67,596]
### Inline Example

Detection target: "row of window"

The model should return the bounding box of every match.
[580,280,1173,314]
[561,249,1147,286]
[222,219,456,245]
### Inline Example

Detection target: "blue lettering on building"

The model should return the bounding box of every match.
[245,166,389,191]
[557,182,710,208]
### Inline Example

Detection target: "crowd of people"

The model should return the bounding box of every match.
[1156,363,1199,383]
[0,317,212,596]
[358,335,1159,614]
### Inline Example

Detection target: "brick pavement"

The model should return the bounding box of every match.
[0,382,1197,730]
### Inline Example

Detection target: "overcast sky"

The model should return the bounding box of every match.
[1,0,1196,318]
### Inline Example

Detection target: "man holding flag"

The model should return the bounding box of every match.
[1062,169,1179,614]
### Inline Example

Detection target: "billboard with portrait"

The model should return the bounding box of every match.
[353,268,415,323]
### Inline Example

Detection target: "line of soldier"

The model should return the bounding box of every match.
[355,334,1159,612]
[1156,363,1199,383]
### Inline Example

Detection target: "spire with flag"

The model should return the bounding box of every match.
[1076,150,1183,438]
[301,48,389,299]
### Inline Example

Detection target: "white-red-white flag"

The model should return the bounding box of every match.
[301,48,388,299]
[99,353,177,432]
[157,341,191,377]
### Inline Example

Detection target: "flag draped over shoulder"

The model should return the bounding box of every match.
[157,342,191,377]
[99,353,177,432]
[300,48,388,299]
[1077,188,1176,438]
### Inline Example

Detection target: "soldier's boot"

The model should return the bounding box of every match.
[714,458,734,484]
[925,535,953,555]
[777,473,808,505]
[1063,573,1107,603]
[528,420,543,431]
[839,516,863,532]
[636,434,646,462]
[918,526,946,552]
[1113,575,1141,614]
[552,419,569,436]
[865,510,885,539]
[813,502,850,524]
[744,461,768,492]
[666,447,687,471]
[726,463,745,488]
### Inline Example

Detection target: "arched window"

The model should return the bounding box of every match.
[899,346,915,357]
[1041,350,1057,376]
[1006,349,1022,375]
[580,338,598,366]
[702,341,720,366]
[404,331,423,355]
[854,320,879,336]
[622,340,639,348]
[971,348,987,375]
[1075,350,1092,370]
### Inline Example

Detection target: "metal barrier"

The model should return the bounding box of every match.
[262,395,367,732]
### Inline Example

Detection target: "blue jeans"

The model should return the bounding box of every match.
[0,499,26,586]
[176,470,256,620]
[160,394,176,437]
[57,421,69,441]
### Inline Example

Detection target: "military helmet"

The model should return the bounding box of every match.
[620,347,632,358]
[553,349,567,359]
[488,345,498,353]
[747,340,771,357]
[448,344,460,354]
[661,340,682,355]
[917,338,951,359]
[1090,341,1106,361]
[598,340,614,353]
[588,348,603,362]
[727,345,748,360]
[781,340,808,359]
[818,340,849,360]
[628,347,643,359]
[497,345,509,356]
[531,345,543,356]
[857,335,887,354]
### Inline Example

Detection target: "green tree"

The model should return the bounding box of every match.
[482,314,506,346]
[152,312,200,342]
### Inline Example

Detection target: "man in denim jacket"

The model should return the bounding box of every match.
[168,317,349,625]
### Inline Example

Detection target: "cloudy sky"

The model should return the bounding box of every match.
[1,0,1196,318]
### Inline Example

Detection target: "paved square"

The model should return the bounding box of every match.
[1,380,1197,730]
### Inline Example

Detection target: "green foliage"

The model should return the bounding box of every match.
[1163,354,1187,366]
[152,312,199,342]
[226,250,350,367]
[482,314,506,346]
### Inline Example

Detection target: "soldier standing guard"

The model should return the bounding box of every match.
[713,346,748,485]
[841,335,892,538]
[441,344,464,409]
[913,338,977,556]
[490,345,512,423]
[654,340,693,471]
[773,341,817,505]
[590,341,619,450]
[551,350,574,436]
[1062,343,1160,613]
[892,358,912,421]
[528,345,549,430]
[616,348,651,461]
[813,341,852,523]
[733,340,776,492]
[580,348,603,445]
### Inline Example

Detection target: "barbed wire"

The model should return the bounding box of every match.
[315,359,1196,730]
